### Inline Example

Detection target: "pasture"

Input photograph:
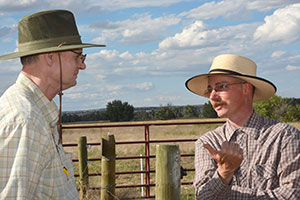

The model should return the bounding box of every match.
[62,119,300,199]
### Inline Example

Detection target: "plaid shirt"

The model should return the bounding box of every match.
[194,111,300,199]
[0,73,79,199]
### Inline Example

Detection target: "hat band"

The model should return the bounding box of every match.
[209,69,243,75]
[18,35,82,52]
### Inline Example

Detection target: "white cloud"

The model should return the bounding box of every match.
[65,93,82,99]
[247,0,299,11]
[159,20,256,50]
[84,0,189,12]
[135,82,153,91]
[180,0,299,20]
[119,51,133,60]
[254,3,300,44]
[91,13,181,44]
[159,95,178,102]
[0,0,42,13]
[107,85,122,91]
[286,65,300,71]
[0,59,20,72]
[159,21,206,48]
[0,24,16,38]
[89,49,119,61]
[95,73,105,82]
[143,97,153,104]
[113,66,148,73]
[86,49,152,79]
[180,0,250,20]
[0,0,189,14]
[271,50,286,58]
[1,1,300,110]
[87,19,263,84]
[106,82,153,92]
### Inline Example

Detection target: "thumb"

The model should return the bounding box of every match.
[203,143,217,156]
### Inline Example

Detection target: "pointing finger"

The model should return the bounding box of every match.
[203,143,217,156]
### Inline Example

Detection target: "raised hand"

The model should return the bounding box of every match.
[203,142,243,185]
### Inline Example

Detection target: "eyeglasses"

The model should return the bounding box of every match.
[70,50,87,63]
[205,81,246,95]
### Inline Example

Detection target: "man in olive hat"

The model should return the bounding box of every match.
[0,10,105,199]
[186,54,300,199]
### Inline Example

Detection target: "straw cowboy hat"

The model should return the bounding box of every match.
[185,54,276,102]
[0,9,105,60]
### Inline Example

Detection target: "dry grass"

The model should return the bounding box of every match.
[62,119,300,199]
[62,118,225,157]
[290,122,300,130]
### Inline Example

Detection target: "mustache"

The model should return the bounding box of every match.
[212,101,226,109]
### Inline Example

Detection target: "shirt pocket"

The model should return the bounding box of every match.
[252,163,277,189]
[62,151,75,178]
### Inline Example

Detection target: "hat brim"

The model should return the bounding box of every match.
[185,72,277,102]
[0,43,105,60]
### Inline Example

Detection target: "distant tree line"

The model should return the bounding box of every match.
[62,110,108,123]
[254,95,300,122]
[62,95,300,123]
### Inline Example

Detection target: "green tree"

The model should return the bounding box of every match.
[62,113,81,123]
[183,105,199,118]
[172,106,183,119]
[133,110,151,121]
[253,95,300,122]
[84,111,108,122]
[106,100,134,122]
[254,95,284,120]
[154,103,176,120]
[202,101,218,118]
[282,104,300,122]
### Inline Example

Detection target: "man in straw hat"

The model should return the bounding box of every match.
[186,54,300,199]
[0,10,105,199]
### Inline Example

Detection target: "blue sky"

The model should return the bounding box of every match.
[0,0,300,111]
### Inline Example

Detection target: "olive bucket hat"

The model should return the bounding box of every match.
[0,9,106,144]
[185,54,277,102]
[0,9,105,60]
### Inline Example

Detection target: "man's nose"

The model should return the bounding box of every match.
[78,62,86,70]
[209,89,219,100]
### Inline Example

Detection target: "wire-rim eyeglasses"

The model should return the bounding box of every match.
[205,81,246,95]
[70,50,87,63]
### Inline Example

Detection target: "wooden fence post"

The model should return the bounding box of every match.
[78,136,89,199]
[100,133,116,200]
[155,144,181,200]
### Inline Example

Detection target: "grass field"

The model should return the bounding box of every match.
[62,119,300,199]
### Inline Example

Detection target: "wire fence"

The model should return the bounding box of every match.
[62,118,226,199]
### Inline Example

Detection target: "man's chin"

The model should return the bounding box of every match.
[70,80,77,87]
[215,110,226,118]
[62,82,77,91]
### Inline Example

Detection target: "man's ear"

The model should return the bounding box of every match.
[244,82,255,98]
[244,82,250,94]
[245,84,249,94]
[42,52,57,66]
